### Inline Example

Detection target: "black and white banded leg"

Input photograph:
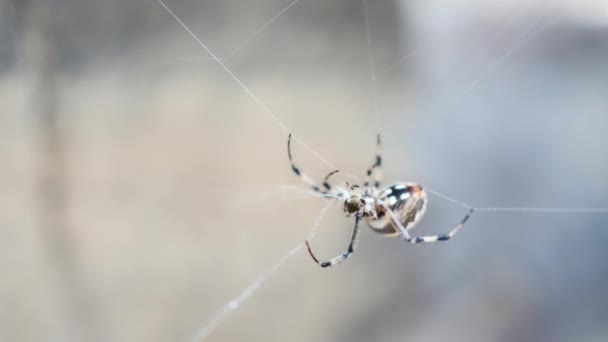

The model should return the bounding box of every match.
[363,134,382,189]
[305,214,362,268]
[288,133,339,194]
[383,203,475,244]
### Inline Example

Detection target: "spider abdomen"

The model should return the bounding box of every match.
[368,183,428,236]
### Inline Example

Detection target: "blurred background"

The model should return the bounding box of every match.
[1,0,608,341]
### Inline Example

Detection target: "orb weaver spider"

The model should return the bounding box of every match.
[287,134,474,268]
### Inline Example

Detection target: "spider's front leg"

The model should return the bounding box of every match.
[381,202,474,244]
[288,133,339,194]
[305,214,362,268]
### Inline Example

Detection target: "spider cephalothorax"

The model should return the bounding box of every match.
[343,195,363,215]
[287,133,473,268]
[337,184,368,216]
[338,186,379,220]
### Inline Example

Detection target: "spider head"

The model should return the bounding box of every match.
[344,197,362,215]
[337,184,371,217]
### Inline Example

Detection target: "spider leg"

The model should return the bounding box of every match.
[322,169,340,192]
[305,214,362,268]
[382,202,474,244]
[363,134,382,189]
[288,134,338,194]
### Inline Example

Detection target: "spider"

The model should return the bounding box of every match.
[287,133,474,268]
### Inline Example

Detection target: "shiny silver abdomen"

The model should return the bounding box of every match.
[367,183,428,236]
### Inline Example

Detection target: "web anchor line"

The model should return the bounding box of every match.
[362,0,380,124]
[190,200,335,342]
[426,187,608,213]
[475,207,608,213]
[229,0,302,57]
[155,0,337,171]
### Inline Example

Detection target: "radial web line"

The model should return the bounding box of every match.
[378,47,420,79]
[229,0,302,57]
[426,187,608,213]
[236,185,341,208]
[405,12,560,144]
[378,0,521,78]
[425,187,473,210]
[155,0,338,170]
[141,55,224,72]
[153,0,300,69]
[362,0,380,124]
[190,200,335,342]
[475,207,608,213]
[406,6,523,116]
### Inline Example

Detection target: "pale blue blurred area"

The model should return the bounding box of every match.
[1,0,607,341]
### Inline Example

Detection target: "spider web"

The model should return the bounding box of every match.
[150,0,608,341]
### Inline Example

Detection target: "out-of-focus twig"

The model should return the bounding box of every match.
[15,0,104,340]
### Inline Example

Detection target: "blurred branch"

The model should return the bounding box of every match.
[15,0,104,340]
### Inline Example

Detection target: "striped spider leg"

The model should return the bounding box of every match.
[363,134,382,189]
[378,189,475,244]
[305,213,362,268]
[287,133,340,194]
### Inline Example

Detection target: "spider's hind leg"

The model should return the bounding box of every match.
[382,203,474,244]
